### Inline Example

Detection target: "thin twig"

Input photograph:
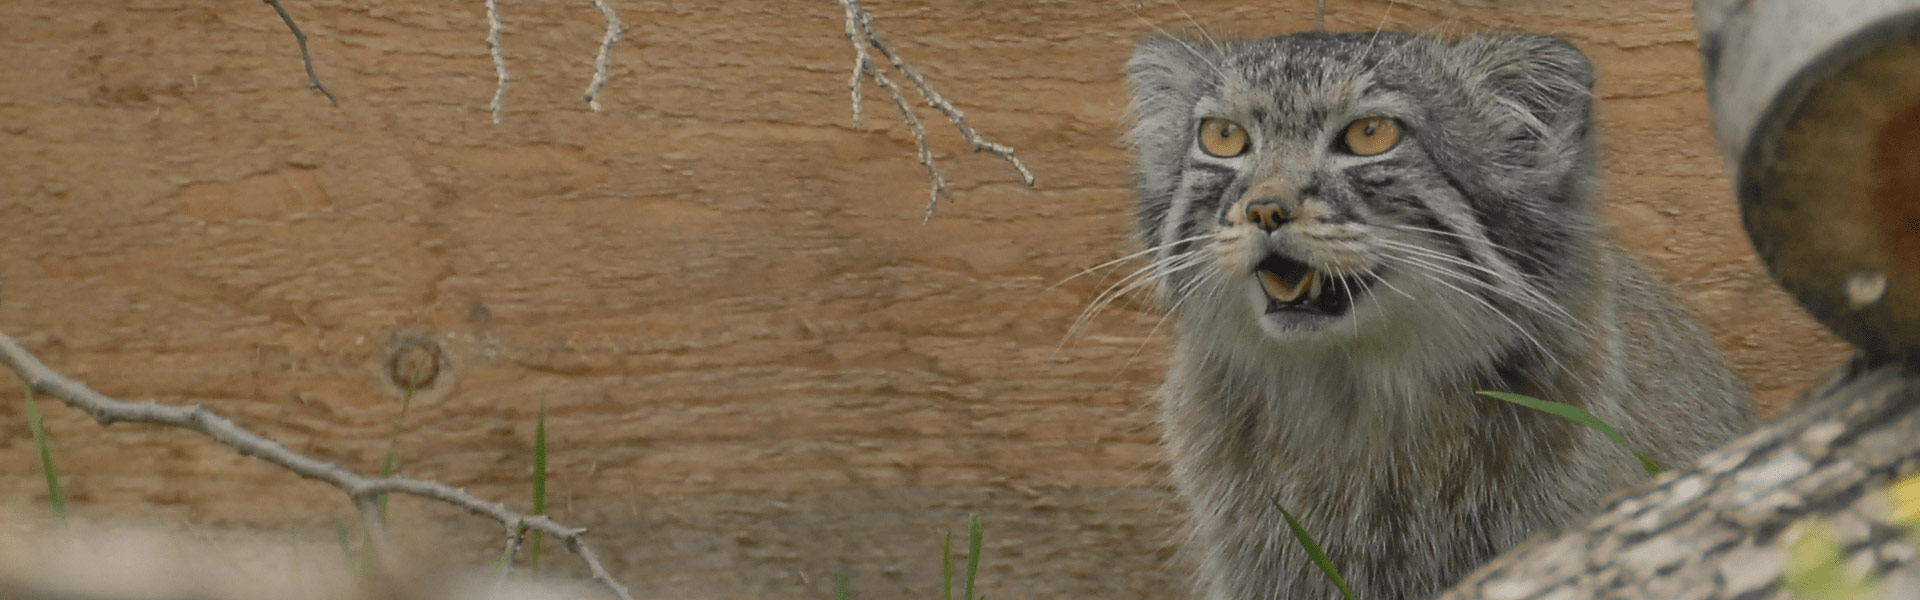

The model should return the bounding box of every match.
[486,0,509,124]
[262,0,339,106]
[584,0,625,111]
[853,10,1037,187]
[837,0,1036,220]
[0,331,634,600]
[495,521,528,586]
[566,536,629,599]
[1318,0,1328,30]
[355,494,395,559]
[844,18,866,129]
[841,5,946,222]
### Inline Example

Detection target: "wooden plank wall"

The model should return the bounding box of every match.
[0,0,1849,597]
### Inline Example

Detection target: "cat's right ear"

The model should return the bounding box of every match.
[1124,36,1215,245]
[1125,36,1216,119]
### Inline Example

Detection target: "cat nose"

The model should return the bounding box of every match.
[1244,199,1291,232]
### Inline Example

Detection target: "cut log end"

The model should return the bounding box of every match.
[1738,10,1920,358]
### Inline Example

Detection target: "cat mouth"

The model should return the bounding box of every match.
[1254,253,1372,316]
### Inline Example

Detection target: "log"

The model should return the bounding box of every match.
[1437,2,1920,597]
[1697,0,1920,359]
[1439,360,1920,599]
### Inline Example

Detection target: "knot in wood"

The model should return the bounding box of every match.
[387,338,442,391]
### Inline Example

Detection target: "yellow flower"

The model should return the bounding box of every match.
[1783,521,1876,600]
[1893,474,1920,527]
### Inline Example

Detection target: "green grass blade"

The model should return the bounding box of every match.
[333,519,355,565]
[354,530,376,575]
[22,387,68,523]
[336,518,377,577]
[1477,391,1661,476]
[964,514,983,600]
[835,569,849,600]
[375,385,418,519]
[354,385,417,577]
[942,531,954,600]
[530,400,548,573]
[1274,499,1355,600]
[356,526,380,576]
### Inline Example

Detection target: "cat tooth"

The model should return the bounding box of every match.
[1258,271,1305,303]
[1306,271,1323,301]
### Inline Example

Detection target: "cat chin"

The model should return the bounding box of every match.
[1254,310,1347,337]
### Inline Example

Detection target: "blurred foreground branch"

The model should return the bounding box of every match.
[0,331,633,600]
[1440,359,1920,598]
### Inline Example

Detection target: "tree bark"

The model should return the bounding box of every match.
[1439,359,1920,599]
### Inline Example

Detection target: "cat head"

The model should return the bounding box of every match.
[1124,31,1602,358]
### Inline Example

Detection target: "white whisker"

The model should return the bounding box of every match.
[1374,238,1580,327]
[1375,250,1567,374]
[1170,0,1219,50]
[1063,250,1210,346]
[1126,8,1226,78]
[1051,233,1212,290]
[1362,0,1397,55]
[1385,223,1532,264]
[1117,268,1220,378]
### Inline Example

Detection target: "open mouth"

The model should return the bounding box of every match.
[1254,253,1372,316]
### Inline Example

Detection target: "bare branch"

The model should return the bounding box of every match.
[0,331,634,600]
[486,0,509,124]
[839,7,945,222]
[837,0,1036,219]
[354,493,396,560]
[584,0,625,112]
[844,27,865,129]
[565,536,629,599]
[262,0,338,106]
[853,12,1037,188]
[495,521,529,585]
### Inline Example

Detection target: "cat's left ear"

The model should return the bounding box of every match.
[1444,34,1596,171]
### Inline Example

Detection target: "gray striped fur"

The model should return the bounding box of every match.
[1123,31,1754,600]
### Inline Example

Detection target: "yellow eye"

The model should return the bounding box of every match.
[1197,117,1250,158]
[1342,116,1402,156]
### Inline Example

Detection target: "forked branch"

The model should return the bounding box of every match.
[0,332,634,600]
[837,0,1037,220]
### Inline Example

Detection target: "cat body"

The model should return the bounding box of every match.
[1123,31,1754,599]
